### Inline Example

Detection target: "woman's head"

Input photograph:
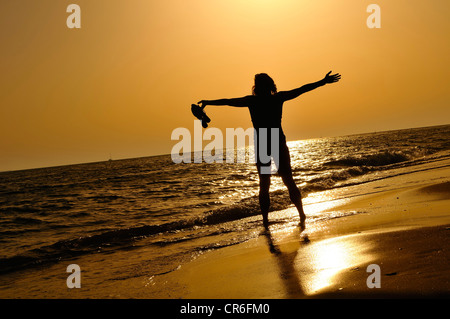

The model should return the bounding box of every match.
[252,73,277,96]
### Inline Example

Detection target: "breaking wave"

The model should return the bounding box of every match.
[324,151,412,167]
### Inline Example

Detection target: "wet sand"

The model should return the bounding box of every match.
[148,170,450,299]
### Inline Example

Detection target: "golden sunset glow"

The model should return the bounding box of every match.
[1,0,449,171]
[302,236,374,294]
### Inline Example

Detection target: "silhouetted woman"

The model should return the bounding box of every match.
[199,71,341,229]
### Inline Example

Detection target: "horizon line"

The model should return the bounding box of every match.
[1,123,448,174]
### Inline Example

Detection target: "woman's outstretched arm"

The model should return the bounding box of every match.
[278,71,341,102]
[198,96,253,108]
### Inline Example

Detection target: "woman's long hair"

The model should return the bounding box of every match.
[252,73,277,96]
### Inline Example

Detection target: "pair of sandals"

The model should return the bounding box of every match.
[191,104,211,128]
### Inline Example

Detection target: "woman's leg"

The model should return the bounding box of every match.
[258,171,271,229]
[277,144,306,228]
[281,173,306,227]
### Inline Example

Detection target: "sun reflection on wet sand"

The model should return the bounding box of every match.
[260,189,377,297]
[264,224,375,298]
[298,235,375,295]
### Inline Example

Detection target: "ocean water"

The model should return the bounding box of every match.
[0,124,449,279]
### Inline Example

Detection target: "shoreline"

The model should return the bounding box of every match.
[146,169,450,299]
[0,167,449,298]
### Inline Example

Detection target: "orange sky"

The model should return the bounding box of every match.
[1,0,449,171]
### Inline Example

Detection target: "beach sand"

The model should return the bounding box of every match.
[145,167,450,299]
[1,167,449,298]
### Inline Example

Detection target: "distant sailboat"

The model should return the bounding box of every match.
[106,153,113,168]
